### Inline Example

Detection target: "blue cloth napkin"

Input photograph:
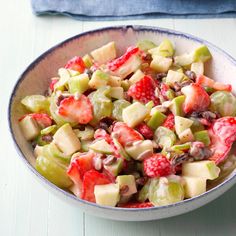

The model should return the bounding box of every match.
[31,0,236,20]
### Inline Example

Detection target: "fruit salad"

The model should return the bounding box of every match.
[19,39,236,208]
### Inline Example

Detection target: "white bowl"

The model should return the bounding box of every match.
[8,25,236,221]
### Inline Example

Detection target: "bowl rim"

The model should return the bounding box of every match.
[8,25,236,212]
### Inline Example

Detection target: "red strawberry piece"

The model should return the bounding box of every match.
[67,152,95,197]
[107,46,139,71]
[81,170,111,202]
[160,83,170,100]
[208,129,231,164]
[196,75,232,92]
[144,154,175,178]
[64,56,86,73]
[94,128,112,143]
[112,122,143,146]
[181,83,210,114]
[49,78,59,92]
[102,168,116,183]
[127,75,160,105]
[119,202,154,208]
[135,123,154,139]
[19,113,52,129]
[213,82,232,92]
[211,117,236,145]
[163,113,175,130]
[208,117,236,164]
[58,95,93,124]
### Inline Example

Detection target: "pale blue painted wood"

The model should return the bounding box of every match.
[85,186,236,236]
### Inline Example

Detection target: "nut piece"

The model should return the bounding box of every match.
[120,185,129,195]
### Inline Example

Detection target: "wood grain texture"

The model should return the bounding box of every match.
[1,1,236,235]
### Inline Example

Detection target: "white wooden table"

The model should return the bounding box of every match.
[1,1,236,235]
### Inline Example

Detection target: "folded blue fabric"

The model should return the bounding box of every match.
[31,0,236,20]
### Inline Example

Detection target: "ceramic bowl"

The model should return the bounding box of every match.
[8,25,236,221]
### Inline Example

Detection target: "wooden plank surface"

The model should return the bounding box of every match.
[1,1,236,235]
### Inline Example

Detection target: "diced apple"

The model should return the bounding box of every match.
[147,110,166,130]
[116,175,137,196]
[154,126,176,148]
[150,56,172,72]
[174,53,194,67]
[108,75,121,87]
[125,140,153,160]
[80,140,93,152]
[175,116,193,136]
[149,39,174,57]
[179,128,194,143]
[104,158,123,177]
[166,70,184,86]
[113,55,141,79]
[121,80,130,91]
[169,95,185,116]
[53,123,81,155]
[89,139,113,154]
[137,40,157,51]
[82,54,93,68]
[94,183,120,207]
[194,130,211,146]
[34,145,44,157]
[19,115,40,140]
[88,70,110,89]
[122,102,148,128]
[110,87,124,99]
[73,126,94,141]
[68,73,89,94]
[182,160,220,180]
[54,68,71,90]
[91,42,116,64]
[182,176,206,198]
[193,45,212,62]
[191,62,204,76]
[129,69,145,85]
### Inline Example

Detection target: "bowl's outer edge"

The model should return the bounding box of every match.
[8,25,236,221]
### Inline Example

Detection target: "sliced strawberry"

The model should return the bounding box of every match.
[67,152,95,197]
[135,123,154,139]
[19,113,52,129]
[208,129,231,164]
[181,83,210,114]
[119,202,154,208]
[144,154,175,177]
[49,78,59,92]
[208,117,236,164]
[127,75,160,105]
[211,117,236,145]
[102,168,116,183]
[94,128,112,143]
[196,75,232,92]
[81,170,111,202]
[107,46,139,71]
[163,113,175,130]
[64,56,86,73]
[112,122,143,146]
[213,82,232,92]
[58,95,93,124]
